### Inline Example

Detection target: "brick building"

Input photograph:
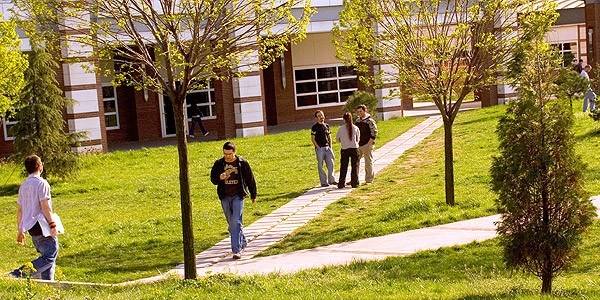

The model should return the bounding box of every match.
[0,0,597,156]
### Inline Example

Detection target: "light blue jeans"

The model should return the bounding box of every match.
[12,235,59,280]
[583,90,596,112]
[315,146,335,186]
[220,195,247,254]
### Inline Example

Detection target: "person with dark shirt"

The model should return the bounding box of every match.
[356,105,378,184]
[210,142,256,259]
[311,110,336,187]
[188,97,209,138]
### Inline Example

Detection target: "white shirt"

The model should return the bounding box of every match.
[18,174,51,232]
[336,124,360,149]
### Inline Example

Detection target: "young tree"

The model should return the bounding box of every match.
[554,67,586,108]
[15,0,313,279]
[491,39,596,294]
[333,0,557,205]
[10,47,83,179]
[0,18,28,118]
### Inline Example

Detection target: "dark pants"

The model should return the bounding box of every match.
[190,116,207,136]
[338,148,359,188]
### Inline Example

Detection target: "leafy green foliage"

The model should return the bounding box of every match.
[9,48,83,179]
[555,67,587,107]
[342,91,378,117]
[491,40,596,294]
[0,18,27,117]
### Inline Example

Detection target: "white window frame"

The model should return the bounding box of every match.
[552,42,577,67]
[293,64,358,110]
[185,82,217,121]
[2,115,17,141]
[102,84,120,130]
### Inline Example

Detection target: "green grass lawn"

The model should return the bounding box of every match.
[260,101,600,256]
[2,221,599,299]
[0,116,422,283]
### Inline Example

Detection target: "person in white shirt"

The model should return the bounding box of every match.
[10,155,59,280]
[581,65,596,112]
[336,112,360,188]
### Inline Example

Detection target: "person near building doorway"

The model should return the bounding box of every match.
[188,97,209,138]
[581,65,596,112]
[311,110,336,187]
[10,155,60,280]
[210,142,256,259]
[356,104,378,184]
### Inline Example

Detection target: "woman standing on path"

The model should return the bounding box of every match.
[336,112,360,188]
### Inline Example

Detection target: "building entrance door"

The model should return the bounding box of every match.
[159,95,177,137]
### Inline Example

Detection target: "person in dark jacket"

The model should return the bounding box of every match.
[356,104,378,184]
[210,141,256,259]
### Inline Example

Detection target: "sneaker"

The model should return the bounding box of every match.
[330,181,338,185]
[189,135,195,138]
[203,132,210,136]
[232,253,242,259]
[321,184,329,187]
[8,269,22,278]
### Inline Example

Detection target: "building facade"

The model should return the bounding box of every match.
[1,0,599,156]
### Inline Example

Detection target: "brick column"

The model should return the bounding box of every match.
[60,13,106,152]
[586,0,600,68]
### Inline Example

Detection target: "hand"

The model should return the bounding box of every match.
[220,172,228,180]
[17,232,25,245]
[50,227,58,237]
[251,198,256,203]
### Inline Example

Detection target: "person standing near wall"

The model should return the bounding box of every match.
[210,142,256,259]
[355,105,378,184]
[311,110,336,187]
[10,155,59,280]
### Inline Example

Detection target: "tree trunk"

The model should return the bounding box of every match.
[172,99,197,280]
[443,120,455,206]
[541,271,552,294]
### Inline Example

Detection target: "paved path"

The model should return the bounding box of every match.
[155,116,443,280]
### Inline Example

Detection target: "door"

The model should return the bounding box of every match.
[159,94,177,137]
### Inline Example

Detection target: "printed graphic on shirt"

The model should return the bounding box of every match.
[224,163,239,185]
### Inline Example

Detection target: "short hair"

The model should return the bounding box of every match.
[585,65,592,69]
[24,155,42,174]
[314,110,324,118]
[580,59,584,63]
[356,104,367,111]
[223,141,236,151]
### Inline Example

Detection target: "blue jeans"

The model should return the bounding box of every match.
[583,90,596,112]
[315,146,335,186]
[190,116,207,136]
[12,235,59,280]
[220,195,247,253]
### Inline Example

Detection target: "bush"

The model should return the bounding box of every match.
[343,91,378,117]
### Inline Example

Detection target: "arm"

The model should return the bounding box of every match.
[210,161,222,185]
[326,132,333,146]
[311,135,319,148]
[369,119,378,144]
[244,161,257,203]
[40,199,57,236]
[17,205,24,244]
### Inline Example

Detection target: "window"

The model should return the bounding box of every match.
[185,82,216,119]
[294,65,358,108]
[102,85,120,130]
[2,113,17,141]
[551,42,576,67]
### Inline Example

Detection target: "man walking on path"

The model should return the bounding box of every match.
[581,65,596,112]
[188,97,209,138]
[10,155,59,280]
[210,142,257,259]
[311,110,336,187]
[356,105,378,184]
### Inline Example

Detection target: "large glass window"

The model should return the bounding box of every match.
[2,112,17,141]
[185,82,216,119]
[102,85,120,130]
[294,65,358,109]
[551,42,576,67]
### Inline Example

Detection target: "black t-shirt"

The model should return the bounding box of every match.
[223,159,240,196]
[311,123,331,148]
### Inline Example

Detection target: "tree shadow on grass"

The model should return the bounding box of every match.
[0,184,19,197]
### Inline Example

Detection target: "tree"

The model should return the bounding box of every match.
[0,18,28,118]
[343,91,378,117]
[554,67,586,108]
[10,47,83,179]
[490,39,596,294]
[15,0,314,279]
[333,0,557,205]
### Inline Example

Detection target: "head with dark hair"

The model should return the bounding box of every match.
[223,141,236,151]
[314,110,324,118]
[24,155,42,174]
[356,104,367,112]
[343,112,354,140]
